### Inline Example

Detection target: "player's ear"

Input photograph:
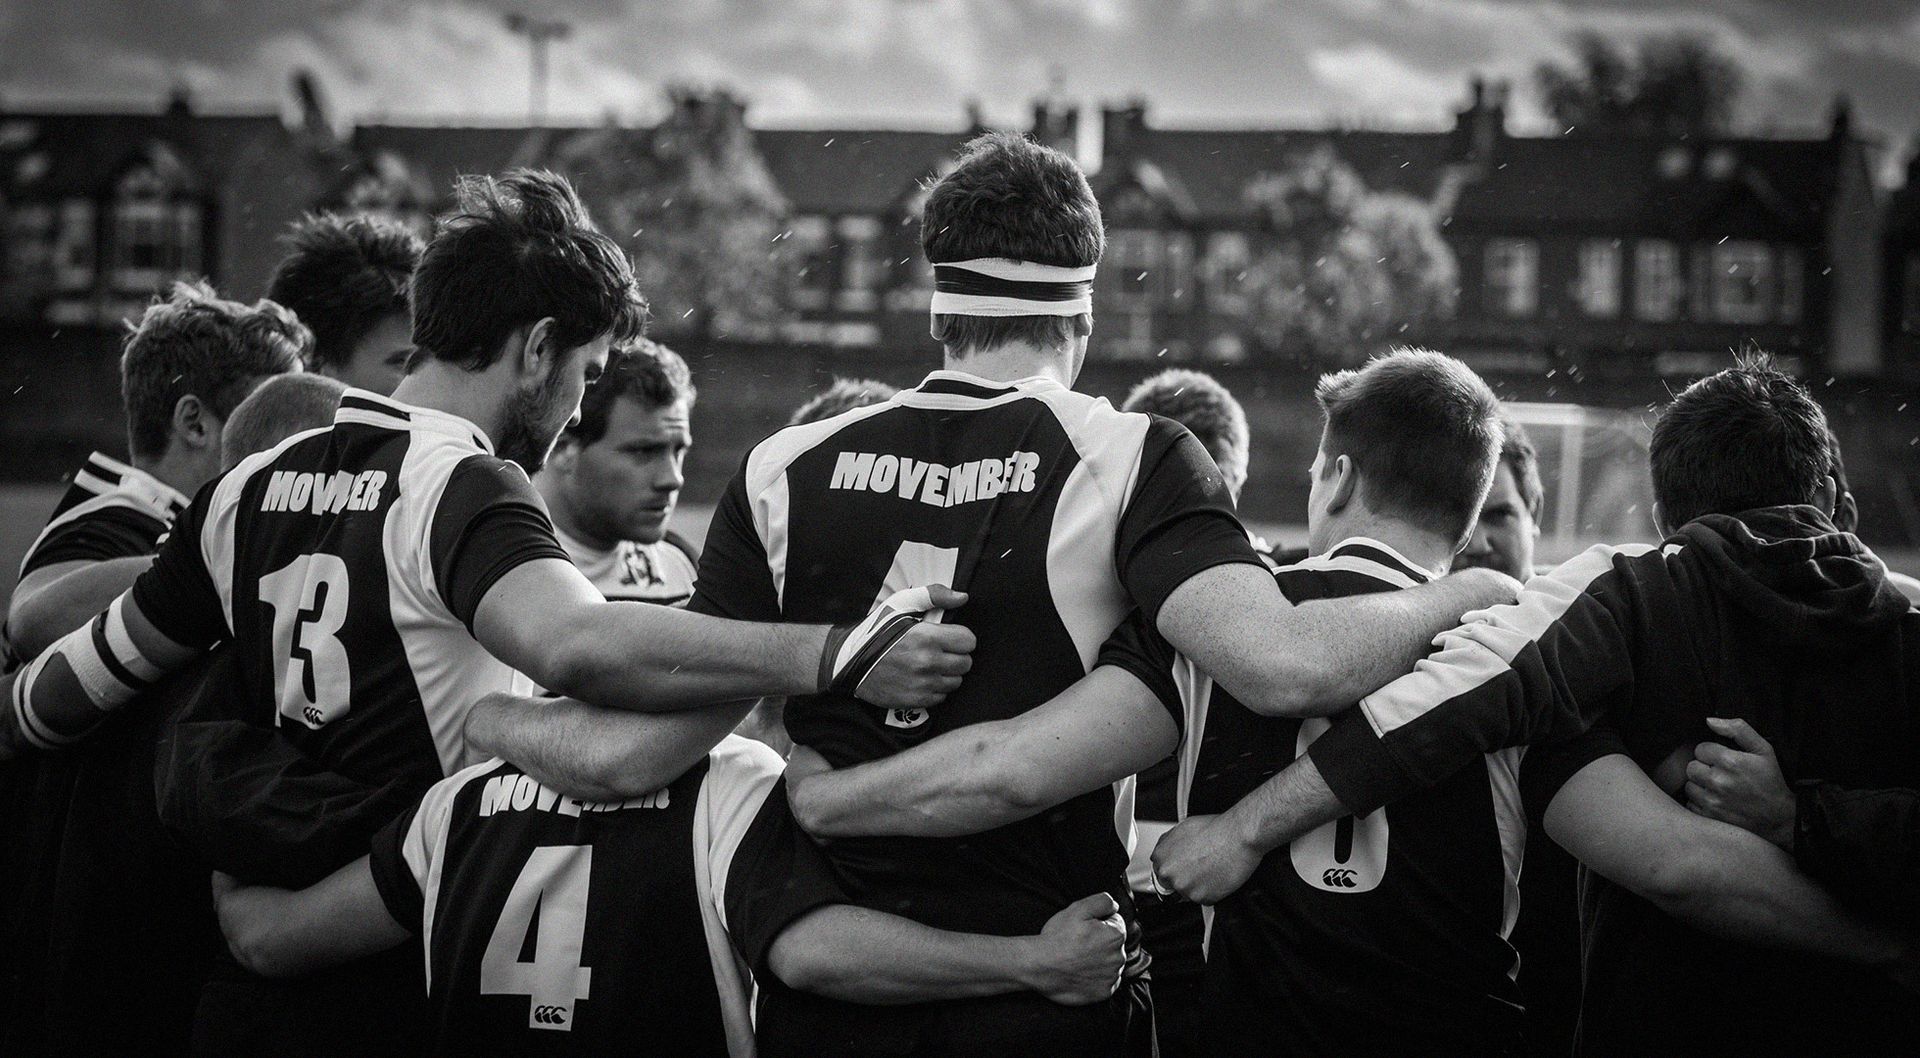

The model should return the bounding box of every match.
[1325,453,1356,514]
[519,318,559,380]
[172,393,215,452]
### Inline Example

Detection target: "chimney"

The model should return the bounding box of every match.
[291,70,336,146]
[1829,93,1854,142]
[1030,98,1077,154]
[1101,97,1147,162]
[965,97,987,134]
[164,83,193,119]
[1451,74,1505,163]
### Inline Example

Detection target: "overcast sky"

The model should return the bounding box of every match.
[4,1,1915,153]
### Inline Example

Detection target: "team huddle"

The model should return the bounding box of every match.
[1,131,1917,1058]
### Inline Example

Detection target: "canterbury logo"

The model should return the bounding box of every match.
[532,1005,569,1027]
[1321,868,1359,888]
[301,704,326,728]
[884,707,929,729]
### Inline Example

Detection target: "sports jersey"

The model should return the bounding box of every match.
[130,388,568,791]
[1302,507,1918,1056]
[0,451,195,1058]
[689,369,1257,941]
[367,735,836,1057]
[556,525,699,605]
[15,450,188,581]
[1107,538,1526,1057]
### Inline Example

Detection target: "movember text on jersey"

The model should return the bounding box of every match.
[828,450,1040,506]
[258,469,390,514]
[478,771,671,817]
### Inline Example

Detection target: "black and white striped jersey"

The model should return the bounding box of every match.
[368,735,833,1057]
[1105,539,1527,1057]
[556,527,699,606]
[16,451,187,581]
[689,369,1258,937]
[129,389,569,792]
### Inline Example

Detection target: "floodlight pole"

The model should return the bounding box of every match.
[505,13,572,126]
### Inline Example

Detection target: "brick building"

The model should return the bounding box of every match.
[0,78,1905,377]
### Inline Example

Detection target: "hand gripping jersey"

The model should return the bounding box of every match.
[555,526,699,606]
[129,389,569,792]
[368,735,831,1057]
[689,370,1257,938]
[1105,539,1527,1058]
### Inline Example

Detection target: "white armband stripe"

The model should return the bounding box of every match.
[13,653,77,749]
[104,596,163,683]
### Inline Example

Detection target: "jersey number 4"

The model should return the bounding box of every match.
[481,845,595,1032]
[260,554,353,730]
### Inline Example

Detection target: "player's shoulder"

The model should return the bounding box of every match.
[741,399,900,495]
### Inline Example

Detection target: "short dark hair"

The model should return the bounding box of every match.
[1497,414,1545,520]
[1650,354,1833,528]
[411,169,646,371]
[566,339,694,448]
[265,213,422,371]
[789,377,899,427]
[1314,349,1502,546]
[1123,369,1249,495]
[122,280,310,459]
[922,132,1104,356]
[222,373,349,467]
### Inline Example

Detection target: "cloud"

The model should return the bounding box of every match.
[0,0,1913,152]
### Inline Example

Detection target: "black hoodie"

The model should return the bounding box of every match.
[1302,505,1920,1057]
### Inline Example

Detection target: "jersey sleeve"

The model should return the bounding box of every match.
[1304,544,1646,816]
[128,488,229,651]
[1096,610,1183,732]
[686,456,780,621]
[428,455,572,631]
[20,506,166,576]
[366,766,477,932]
[1114,416,1263,623]
[707,744,850,977]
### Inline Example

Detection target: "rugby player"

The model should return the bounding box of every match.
[534,339,698,606]
[222,373,351,469]
[265,212,423,394]
[1453,414,1541,581]
[789,376,899,427]
[0,169,971,1056]
[1115,351,1521,1056]
[205,732,1131,1056]
[472,133,1514,1056]
[1115,366,1258,1058]
[0,282,306,1058]
[1154,358,1920,1056]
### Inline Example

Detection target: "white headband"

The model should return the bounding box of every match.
[929,257,1097,319]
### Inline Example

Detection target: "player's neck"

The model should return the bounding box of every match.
[390,362,511,449]
[537,479,614,555]
[942,342,1075,388]
[139,445,215,497]
[1318,513,1456,579]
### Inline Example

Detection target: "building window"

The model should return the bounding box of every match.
[1712,241,1771,324]
[1203,231,1253,317]
[54,200,96,292]
[1482,238,1537,318]
[787,215,832,311]
[1163,232,1194,307]
[1778,248,1803,325]
[836,215,883,312]
[1634,240,1682,321]
[111,164,200,293]
[1103,229,1162,311]
[1576,239,1621,317]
